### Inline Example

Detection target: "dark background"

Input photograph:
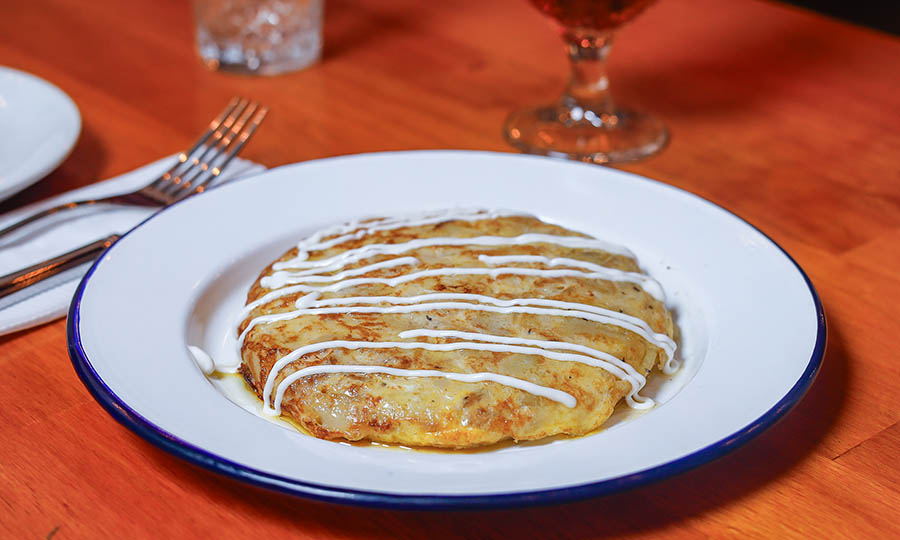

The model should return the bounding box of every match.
[784,0,900,35]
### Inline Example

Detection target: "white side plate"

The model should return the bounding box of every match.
[0,66,80,201]
[69,151,825,509]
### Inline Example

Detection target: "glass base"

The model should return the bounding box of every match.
[199,53,320,76]
[196,32,321,76]
[504,105,668,164]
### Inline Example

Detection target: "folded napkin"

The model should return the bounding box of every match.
[0,156,265,336]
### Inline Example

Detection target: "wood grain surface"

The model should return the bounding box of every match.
[2,0,899,537]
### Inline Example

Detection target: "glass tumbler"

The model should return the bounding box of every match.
[192,0,323,76]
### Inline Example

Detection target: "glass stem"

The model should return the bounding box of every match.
[561,30,616,116]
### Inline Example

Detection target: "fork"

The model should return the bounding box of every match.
[0,97,268,302]
[0,96,268,241]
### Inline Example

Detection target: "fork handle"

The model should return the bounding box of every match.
[0,234,121,300]
[0,199,104,240]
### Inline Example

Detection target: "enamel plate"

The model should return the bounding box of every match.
[69,151,825,509]
[0,66,80,201]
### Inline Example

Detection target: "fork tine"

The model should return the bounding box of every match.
[153,98,249,195]
[187,106,269,196]
[159,98,250,194]
[151,97,244,190]
[185,96,245,159]
[169,102,259,196]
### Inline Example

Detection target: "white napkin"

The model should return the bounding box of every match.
[0,156,265,336]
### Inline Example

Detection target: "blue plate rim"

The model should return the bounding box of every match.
[66,150,827,510]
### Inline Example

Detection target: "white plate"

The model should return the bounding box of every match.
[68,151,825,509]
[0,66,80,201]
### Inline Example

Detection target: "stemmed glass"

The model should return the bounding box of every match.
[504,0,667,164]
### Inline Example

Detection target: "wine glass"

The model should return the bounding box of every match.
[504,0,667,164]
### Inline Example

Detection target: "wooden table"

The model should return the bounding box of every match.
[2,0,898,537]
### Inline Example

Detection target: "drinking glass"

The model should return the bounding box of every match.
[504,0,667,163]
[193,0,323,76]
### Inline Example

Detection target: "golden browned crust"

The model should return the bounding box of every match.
[238,213,674,448]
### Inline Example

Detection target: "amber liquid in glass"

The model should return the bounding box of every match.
[529,0,655,30]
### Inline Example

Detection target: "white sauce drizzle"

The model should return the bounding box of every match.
[399,329,654,408]
[269,364,576,414]
[293,208,529,257]
[477,254,665,301]
[188,345,215,375]
[264,256,420,287]
[237,208,679,417]
[274,233,635,272]
[262,265,659,296]
[262,340,595,414]
[244,231,645,318]
[237,292,676,364]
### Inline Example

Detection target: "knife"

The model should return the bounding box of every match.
[0,234,120,306]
